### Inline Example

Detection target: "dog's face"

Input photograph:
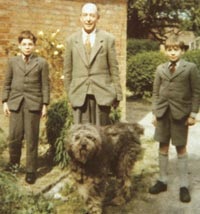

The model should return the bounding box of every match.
[66,124,102,164]
[103,122,144,145]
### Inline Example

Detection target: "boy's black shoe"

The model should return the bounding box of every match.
[25,172,36,184]
[149,180,167,194]
[180,187,191,203]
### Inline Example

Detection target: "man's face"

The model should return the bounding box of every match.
[80,3,99,34]
[165,45,183,62]
[19,38,35,56]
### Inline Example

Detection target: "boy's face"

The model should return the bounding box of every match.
[165,45,183,62]
[19,38,35,56]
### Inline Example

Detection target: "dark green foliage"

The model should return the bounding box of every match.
[0,127,7,155]
[46,98,73,167]
[127,51,167,98]
[54,118,72,168]
[0,172,55,214]
[109,107,121,124]
[127,39,160,59]
[183,50,200,68]
[46,99,70,147]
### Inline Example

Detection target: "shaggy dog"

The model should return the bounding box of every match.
[66,122,143,214]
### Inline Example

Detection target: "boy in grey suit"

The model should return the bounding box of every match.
[64,2,122,125]
[2,31,50,184]
[149,35,200,202]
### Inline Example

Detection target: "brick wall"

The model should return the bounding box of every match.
[0,0,127,119]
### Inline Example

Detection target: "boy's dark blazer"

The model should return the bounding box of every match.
[152,59,200,120]
[2,54,50,111]
[64,29,123,107]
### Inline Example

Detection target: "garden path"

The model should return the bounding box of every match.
[104,99,200,214]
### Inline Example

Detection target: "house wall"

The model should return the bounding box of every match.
[0,0,127,119]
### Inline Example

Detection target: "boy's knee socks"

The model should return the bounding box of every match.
[177,153,189,188]
[159,152,168,184]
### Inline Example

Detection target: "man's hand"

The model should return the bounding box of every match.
[41,105,47,118]
[3,102,10,116]
[186,117,196,126]
[112,99,120,109]
[152,114,157,126]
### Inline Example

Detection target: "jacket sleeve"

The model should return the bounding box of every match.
[152,67,161,114]
[190,63,200,113]
[2,59,13,103]
[107,35,123,101]
[41,59,50,105]
[63,37,72,94]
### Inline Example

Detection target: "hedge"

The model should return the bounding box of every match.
[127,51,167,98]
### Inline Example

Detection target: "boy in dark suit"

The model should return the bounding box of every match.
[2,30,50,184]
[149,35,200,202]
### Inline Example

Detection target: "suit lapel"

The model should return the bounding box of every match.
[75,31,89,66]
[89,30,103,64]
[162,63,171,79]
[75,30,103,66]
[15,54,38,75]
[170,59,186,79]
[162,59,186,79]
[25,55,38,75]
[16,55,25,72]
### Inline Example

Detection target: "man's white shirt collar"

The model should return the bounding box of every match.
[82,29,96,47]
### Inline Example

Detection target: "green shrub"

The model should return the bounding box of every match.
[46,98,73,167]
[0,172,55,214]
[109,107,121,124]
[0,127,7,155]
[46,99,70,146]
[53,118,72,169]
[127,39,160,59]
[127,51,167,98]
[183,49,200,67]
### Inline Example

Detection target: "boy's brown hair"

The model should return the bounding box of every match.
[164,35,187,51]
[18,30,37,44]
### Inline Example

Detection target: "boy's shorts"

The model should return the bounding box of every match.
[154,109,189,146]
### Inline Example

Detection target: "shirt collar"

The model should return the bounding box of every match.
[82,29,96,46]
[82,28,96,37]
[22,53,33,60]
[168,60,180,68]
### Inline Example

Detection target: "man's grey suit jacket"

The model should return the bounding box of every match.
[64,29,122,107]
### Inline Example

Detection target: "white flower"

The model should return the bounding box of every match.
[38,31,44,37]
[54,50,59,55]
[51,29,60,39]
[56,44,64,49]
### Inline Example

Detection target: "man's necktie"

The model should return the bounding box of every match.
[169,61,176,73]
[85,35,91,56]
[25,55,29,63]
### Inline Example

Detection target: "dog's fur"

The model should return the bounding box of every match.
[66,122,143,214]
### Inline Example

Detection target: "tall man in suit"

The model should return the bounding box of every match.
[149,35,200,202]
[64,2,122,125]
[2,30,50,184]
